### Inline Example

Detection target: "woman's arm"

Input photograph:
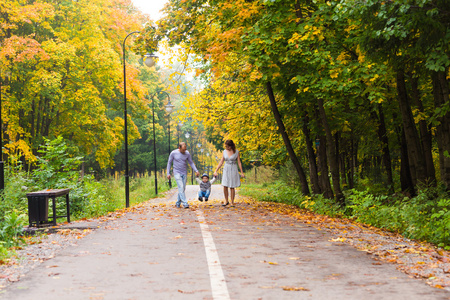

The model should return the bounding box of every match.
[214,157,225,177]
[237,151,245,177]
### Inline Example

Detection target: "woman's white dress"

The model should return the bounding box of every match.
[222,150,240,188]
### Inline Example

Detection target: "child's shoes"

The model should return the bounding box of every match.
[205,197,208,202]
[198,197,203,202]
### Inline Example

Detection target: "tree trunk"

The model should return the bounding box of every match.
[397,125,416,196]
[431,70,450,191]
[336,133,347,187]
[317,135,334,199]
[411,76,436,185]
[348,130,355,189]
[266,82,310,195]
[396,68,427,186]
[301,115,321,194]
[317,98,344,204]
[372,105,394,192]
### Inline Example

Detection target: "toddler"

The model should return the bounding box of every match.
[196,173,216,202]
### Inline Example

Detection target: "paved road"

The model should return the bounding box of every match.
[1,185,449,300]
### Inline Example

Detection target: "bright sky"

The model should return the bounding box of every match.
[131,0,168,21]
[130,0,199,89]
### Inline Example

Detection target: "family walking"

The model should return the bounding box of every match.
[166,140,245,208]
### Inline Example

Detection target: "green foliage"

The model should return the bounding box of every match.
[0,169,30,218]
[0,243,9,262]
[0,210,27,248]
[346,188,450,249]
[33,136,83,189]
[71,176,118,219]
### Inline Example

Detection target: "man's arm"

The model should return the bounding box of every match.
[167,151,174,178]
[187,152,199,174]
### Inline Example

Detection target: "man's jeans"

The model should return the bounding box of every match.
[198,190,211,199]
[174,173,188,207]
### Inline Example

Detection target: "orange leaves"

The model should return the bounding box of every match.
[0,36,49,63]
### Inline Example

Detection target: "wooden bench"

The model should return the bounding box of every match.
[26,188,71,227]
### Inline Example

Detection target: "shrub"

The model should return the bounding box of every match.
[0,210,27,248]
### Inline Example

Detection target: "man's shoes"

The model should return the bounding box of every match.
[176,204,180,208]
[184,206,190,209]
[205,197,208,202]
[198,197,203,202]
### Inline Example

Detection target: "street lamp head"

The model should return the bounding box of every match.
[165,101,175,113]
[144,53,158,68]
[185,132,190,139]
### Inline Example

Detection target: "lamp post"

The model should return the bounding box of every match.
[185,132,193,184]
[162,91,174,188]
[177,122,183,145]
[200,148,204,172]
[122,30,157,207]
[215,156,220,182]
[150,94,158,195]
[0,68,10,190]
[196,142,201,171]
[206,152,210,175]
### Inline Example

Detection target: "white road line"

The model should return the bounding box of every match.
[196,209,231,300]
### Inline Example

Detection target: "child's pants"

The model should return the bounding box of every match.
[198,190,211,198]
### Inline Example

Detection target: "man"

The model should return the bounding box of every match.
[167,142,200,208]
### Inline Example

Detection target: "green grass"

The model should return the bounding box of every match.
[239,183,271,199]
[72,174,171,220]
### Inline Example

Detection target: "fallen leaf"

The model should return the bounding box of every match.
[330,237,346,242]
[282,286,309,291]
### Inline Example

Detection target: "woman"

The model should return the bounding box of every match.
[214,140,245,207]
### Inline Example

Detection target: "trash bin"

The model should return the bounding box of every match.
[27,195,49,226]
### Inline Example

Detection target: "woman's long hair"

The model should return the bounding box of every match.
[225,140,236,153]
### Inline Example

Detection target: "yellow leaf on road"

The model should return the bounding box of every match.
[282,286,309,291]
[330,237,346,242]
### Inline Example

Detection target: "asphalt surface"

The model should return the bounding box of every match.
[1,185,449,300]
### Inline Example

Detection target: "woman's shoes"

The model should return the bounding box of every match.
[222,202,229,207]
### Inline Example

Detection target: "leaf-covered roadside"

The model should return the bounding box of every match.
[237,193,450,291]
[241,182,450,248]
